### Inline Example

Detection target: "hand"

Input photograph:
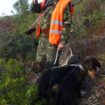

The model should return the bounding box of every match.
[57,43,64,50]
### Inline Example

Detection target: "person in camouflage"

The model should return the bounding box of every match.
[35,1,74,68]
[35,4,57,68]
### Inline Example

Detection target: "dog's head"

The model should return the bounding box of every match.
[82,57,101,79]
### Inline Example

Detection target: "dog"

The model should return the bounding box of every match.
[37,57,101,105]
[54,57,101,105]
[37,49,80,99]
[37,65,78,99]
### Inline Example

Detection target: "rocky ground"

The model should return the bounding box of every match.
[80,74,105,105]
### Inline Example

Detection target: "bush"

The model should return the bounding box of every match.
[0,58,38,105]
[0,34,38,62]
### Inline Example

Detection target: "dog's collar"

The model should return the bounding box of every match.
[70,64,86,72]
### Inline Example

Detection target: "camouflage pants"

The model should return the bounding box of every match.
[36,35,57,67]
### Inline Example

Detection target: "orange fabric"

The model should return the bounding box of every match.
[36,24,41,38]
[70,7,74,16]
[40,0,46,10]
[49,33,61,45]
[49,0,70,45]
[50,24,63,31]
[70,3,74,16]
[36,26,50,38]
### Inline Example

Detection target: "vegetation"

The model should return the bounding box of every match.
[0,0,105,104]
[0,58,38,105]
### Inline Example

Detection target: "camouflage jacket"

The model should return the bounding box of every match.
[36,1,72,45]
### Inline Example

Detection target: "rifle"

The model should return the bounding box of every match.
[25,27,36,35]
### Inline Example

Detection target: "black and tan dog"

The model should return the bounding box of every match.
[37,64,77,99]
[54,57,101,105]
[37,57,101,105]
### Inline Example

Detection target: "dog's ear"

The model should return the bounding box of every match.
[91,58,101,71]
[83,57,101,71]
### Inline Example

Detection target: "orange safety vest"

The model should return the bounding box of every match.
[49,0,70,45]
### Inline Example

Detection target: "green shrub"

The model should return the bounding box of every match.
[0,58,38,105]
[0,34,38,62]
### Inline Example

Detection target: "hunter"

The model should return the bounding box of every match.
[34,0,74,68]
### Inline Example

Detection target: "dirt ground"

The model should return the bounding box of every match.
[80,74,105,105]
